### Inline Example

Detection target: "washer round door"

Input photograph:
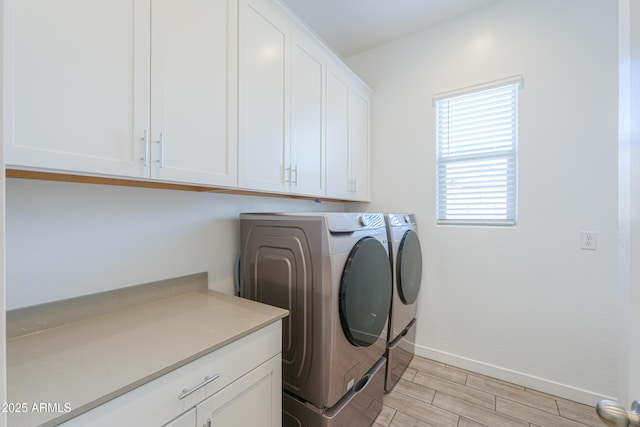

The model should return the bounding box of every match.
[339,236,392,347]
[397,230,422,305]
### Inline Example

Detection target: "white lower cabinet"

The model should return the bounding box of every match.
[163,408,196,427]
[60,321,282,427]
[196,355,281,427]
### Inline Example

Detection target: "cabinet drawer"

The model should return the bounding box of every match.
[60,321,281,426]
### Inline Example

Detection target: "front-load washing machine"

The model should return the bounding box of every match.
[384,213,423,392]
[240,212,392,426]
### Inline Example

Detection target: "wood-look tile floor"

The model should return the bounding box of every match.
[374,356,607,427]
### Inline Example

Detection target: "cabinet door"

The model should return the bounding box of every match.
[4,0,150,178]
[325,66,351,200]
[150,0,238,187]
[196,355,281,427]
[290,33,325,197]
[238,0,290,193]
[349,86,371,202]
[163,409,196,427]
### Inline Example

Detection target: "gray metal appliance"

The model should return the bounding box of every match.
[384,213,423,392]
[240,212,392,426]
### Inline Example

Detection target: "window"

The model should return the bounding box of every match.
[434,76,522,226]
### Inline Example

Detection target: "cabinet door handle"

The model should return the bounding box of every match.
[285,165,291,184]
[140,129,149,166]
[353,179,357,195]
[178,374,220,400]
[292,165,298,186]
[157,133,166,168]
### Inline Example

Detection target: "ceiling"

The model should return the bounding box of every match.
[280,0,497,57]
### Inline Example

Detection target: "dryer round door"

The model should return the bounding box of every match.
[339,236,392,347]
[397,230,422,305]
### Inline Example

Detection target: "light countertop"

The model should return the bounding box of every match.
[6,288,288,426]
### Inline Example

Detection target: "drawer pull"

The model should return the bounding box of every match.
[179,374,220,400]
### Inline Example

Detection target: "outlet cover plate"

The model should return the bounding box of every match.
[580,231,598,250]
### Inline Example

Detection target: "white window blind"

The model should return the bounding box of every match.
[435,78,520,225]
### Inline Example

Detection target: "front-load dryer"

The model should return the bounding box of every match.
[240,212,392,426]
[384,213,423,392]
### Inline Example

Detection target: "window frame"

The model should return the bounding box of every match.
[433,76,523,226]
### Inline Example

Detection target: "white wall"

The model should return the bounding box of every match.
[5,179,343,310]
[628,0,640,404]
[0,0,6,420]
[629,0,640,405]
[347,0,618,404]
[618,0,640,406]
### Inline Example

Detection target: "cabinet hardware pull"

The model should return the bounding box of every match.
[353,179,357,195]
[292,165,298,186]
[141,129,149,166]
[157,133,166,168]
[179,374,220,400]
[285,165,291,184]
[348,178,355,194]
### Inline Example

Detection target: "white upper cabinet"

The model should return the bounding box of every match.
[325,63,371,201]
[150,0,238,187]
[4,0,369,200]
[238,0,329,198]
[238,0,290,193]
[290,32,326,197]
[349,81,372,201]
[4,0,151,178]
[4,0,238,187]
[325,66,351,200]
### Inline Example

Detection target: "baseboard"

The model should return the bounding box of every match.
[415,344,616,406]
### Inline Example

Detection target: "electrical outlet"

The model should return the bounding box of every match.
[580,231,598,250]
